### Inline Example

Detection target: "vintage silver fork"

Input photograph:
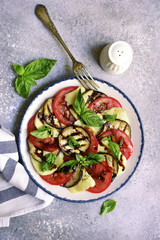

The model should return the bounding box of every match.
[35,4,99,90]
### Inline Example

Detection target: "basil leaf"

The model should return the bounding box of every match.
[104,114,117,121]
[15,76,31,98]
[100,200,116,215]
[75,154,86,164]
[82,153,105,167]
[102,136,112,142]
[24,59,57,80]
[102,134,116,142]
[108,141,120,161]
[13,63,25,75]
[30,126,52,139]
[41,153,56,172]
[73,89,85,115]
[13,58,57,98]
[24,77,37,86]
[81,108,103,127]
[58,160,78,173]
[86,153,105,162]
[75,153,105,168]
[68,136,81,149]
[119,138,123,146]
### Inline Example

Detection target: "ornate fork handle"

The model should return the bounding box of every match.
[35,4,99,90]
[35,4,76,63]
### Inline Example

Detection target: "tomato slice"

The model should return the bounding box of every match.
[40,171,73,185]
[52,86,78,125]
[85,128,98,154]
[88,96,122,113]
[98,129,133,160]
[27,115,59,152]
[87,161,112,193]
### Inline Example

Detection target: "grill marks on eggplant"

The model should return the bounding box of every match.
[58,126,90,155]
[104,154,119,177]
[28,139,55,162]
[43,98,65,129]
[83,90,106,107]
[100,120,131,138]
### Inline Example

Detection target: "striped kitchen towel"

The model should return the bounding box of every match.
[0,126,53,227]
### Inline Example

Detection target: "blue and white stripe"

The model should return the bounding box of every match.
[0,126,53,227]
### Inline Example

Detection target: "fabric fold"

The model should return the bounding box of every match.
[0,126,53,228]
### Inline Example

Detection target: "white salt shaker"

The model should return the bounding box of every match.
[99,41,133,74]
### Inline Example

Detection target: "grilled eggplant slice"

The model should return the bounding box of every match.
[58,126,90,155]
[99,120,131,138]
[34,107,45,129]
[83,90,106,107]
[63,166,83,188]
[104,153,119,177]
[68,168,95,194]
[43,98,66,128]
[118,153,126,172]
[28,140,52,162]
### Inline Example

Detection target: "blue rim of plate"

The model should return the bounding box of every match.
[18,77,144,203]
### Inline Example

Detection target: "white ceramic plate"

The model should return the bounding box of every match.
[18,78,144,202]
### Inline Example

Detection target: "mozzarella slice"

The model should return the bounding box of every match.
[68,168,95,194]
[101,107,129,124]
[65,86,86,106]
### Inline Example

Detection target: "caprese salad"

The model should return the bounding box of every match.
[27,86,133,194]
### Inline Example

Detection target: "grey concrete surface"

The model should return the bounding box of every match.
[0,0,160,239]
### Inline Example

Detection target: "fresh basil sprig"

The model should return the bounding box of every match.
[58,160,78,173]
[104,114,117,121]
[13,59,57,98]
[58,153,105,173]
[100,200,116,215]
[68,136,81,149]
[30,125,52,139]
[41,153,56,172]
[73,89,103,127]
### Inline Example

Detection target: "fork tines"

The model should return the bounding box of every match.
[74,64,99,90]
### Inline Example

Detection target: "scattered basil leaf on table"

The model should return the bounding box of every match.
[15,76,31,98]
[41,153,56,172]
[13,63,25,75]
[104,114,117,121]
[30,125,52,139]
[68,136,81,149]
[100,200,116,215]
[13,59,57,98]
